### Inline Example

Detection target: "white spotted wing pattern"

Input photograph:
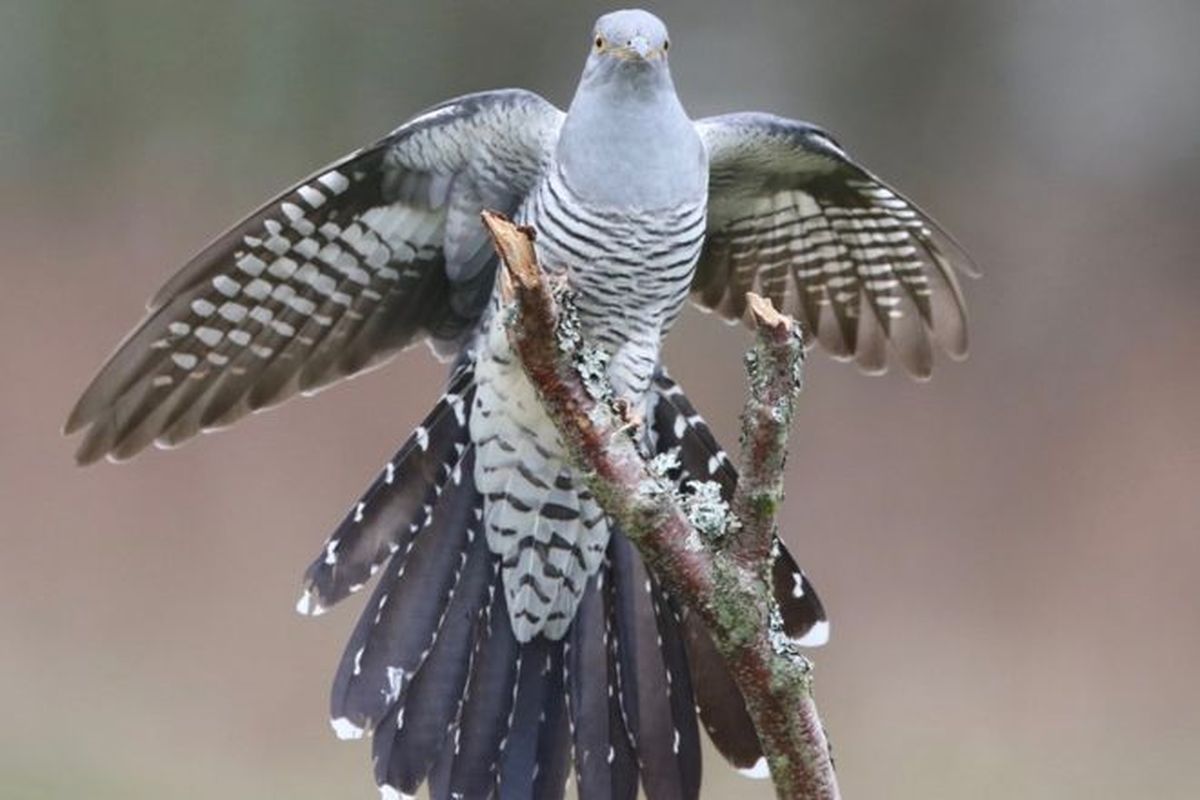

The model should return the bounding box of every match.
[65,90,563,464]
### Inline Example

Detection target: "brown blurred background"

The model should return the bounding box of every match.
[2,1,1198,797]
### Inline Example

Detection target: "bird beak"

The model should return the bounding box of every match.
[615,35,663,62]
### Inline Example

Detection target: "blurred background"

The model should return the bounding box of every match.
[2,1,1198,797]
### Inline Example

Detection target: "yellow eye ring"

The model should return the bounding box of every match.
[594,35,605,50]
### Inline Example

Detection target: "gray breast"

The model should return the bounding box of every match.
[468,163,706,644]
[521,165,707,399]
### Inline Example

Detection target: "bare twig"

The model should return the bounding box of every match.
[481,210,840,800]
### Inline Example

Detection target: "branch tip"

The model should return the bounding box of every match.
[481,210,540,290]
[746,292,794,333]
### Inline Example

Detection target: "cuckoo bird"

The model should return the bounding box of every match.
[66,9,975,799]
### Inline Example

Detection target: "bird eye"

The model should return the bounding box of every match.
[594,35,605,50]
[663,40,670,51]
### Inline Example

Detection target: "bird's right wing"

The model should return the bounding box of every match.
[65,90,563,464]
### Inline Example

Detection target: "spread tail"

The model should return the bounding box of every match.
[296,366,829,797]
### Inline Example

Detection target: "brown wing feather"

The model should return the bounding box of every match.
[695,113,976,378]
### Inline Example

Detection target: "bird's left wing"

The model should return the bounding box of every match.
[65,90,563,464]
[694,113,977,378]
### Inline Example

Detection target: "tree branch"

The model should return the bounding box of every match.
[727,293,804,568]
[481,210,841,800]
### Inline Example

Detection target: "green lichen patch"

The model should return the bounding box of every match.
[681,479,739,541]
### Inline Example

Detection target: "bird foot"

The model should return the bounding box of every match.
[612,397,643,436]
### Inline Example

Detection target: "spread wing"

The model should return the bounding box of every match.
[66,90,563,464]
[694,113,978,378]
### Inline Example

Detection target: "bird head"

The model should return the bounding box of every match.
[560,8,699,208]
[585,9,671,76]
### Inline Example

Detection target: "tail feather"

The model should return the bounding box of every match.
[650,577,704,800]
[330,447,479,736]
[651,374,737,488]
[611,535,702,800]
[375,550,496,797]
[771,540,829,645]
[432,576,521,799]
[297,365,474,615]
[497,638,571,800]
[568,569,639,800]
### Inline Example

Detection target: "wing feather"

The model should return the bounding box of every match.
[696,112,975,378]
[66,90,563,463]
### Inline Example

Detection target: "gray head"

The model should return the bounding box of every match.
[559,9,703,208]
[580,9,672,86]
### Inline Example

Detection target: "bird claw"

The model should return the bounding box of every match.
[612,397,643,436]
